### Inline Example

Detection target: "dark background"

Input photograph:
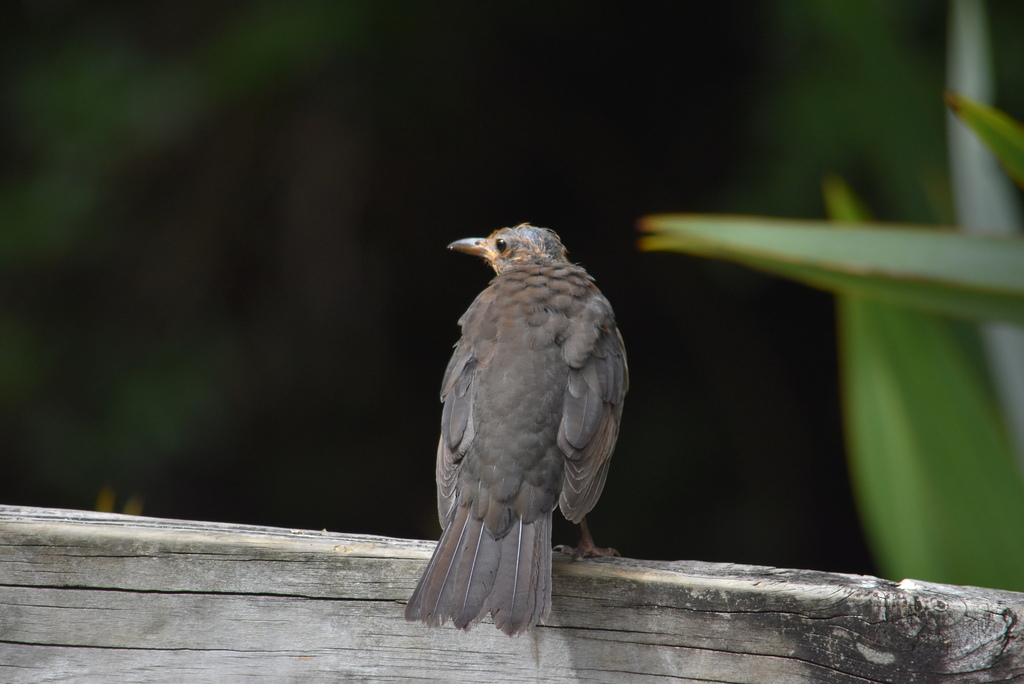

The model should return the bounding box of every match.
[2,1,1022,577]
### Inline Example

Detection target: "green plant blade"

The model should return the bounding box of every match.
[839,296,1024,589]
[826,174,1024,590]
[945,91,1024,188]
[822,174,875,222]
[639,215,1024,325]
[946,0,1024,474]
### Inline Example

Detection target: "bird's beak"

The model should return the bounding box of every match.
[448,237,493,259]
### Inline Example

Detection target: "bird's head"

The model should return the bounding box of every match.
[448,224,568,274]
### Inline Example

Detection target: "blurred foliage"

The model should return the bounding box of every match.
[946,0,1024,483]
[726,2,948,222]
[641,214,1024,326]
[947,91,1024,192]
[0,1,376,515]
[827,173,1024,592]
[2,1,1024,581]
[641,2,1024,590]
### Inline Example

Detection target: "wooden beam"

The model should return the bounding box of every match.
[1,505,1022,682]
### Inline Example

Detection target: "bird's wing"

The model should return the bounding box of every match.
[558,319,628,523]
[436,345,476,526]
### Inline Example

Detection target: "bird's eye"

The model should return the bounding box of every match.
[495,238,508,253]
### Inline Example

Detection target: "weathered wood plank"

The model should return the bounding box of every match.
[1,505,1022,683]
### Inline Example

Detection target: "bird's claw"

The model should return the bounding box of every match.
[554,542,621,562]
[557,517,620,560]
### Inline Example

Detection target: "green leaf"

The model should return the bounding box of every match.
[945,91,1024,188]
[824,175,1024,590]
[822,174,875,222]
[945,3,1024,474]
[839,297,1024,589]
[639,214,1024,325]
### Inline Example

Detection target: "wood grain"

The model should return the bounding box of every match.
[1,505,1022,683]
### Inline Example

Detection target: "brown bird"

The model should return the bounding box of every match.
[405,223,628,635]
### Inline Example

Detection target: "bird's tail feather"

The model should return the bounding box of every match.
[489,513,551,634]
[405,505,552,635]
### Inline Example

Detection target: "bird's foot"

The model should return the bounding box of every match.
[556,541,620,561]
[555,517,620,561]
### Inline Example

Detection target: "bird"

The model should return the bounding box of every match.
[405,223,628,635]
